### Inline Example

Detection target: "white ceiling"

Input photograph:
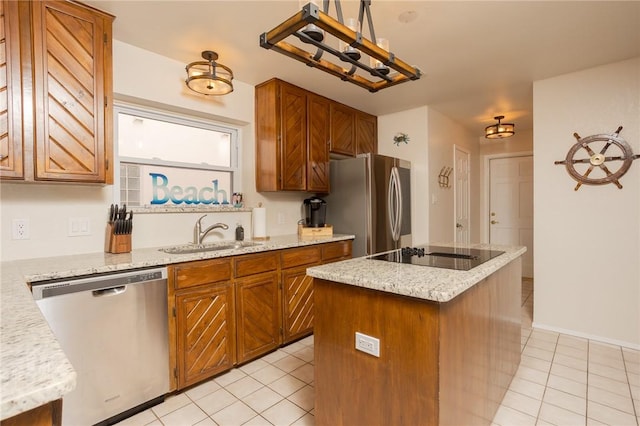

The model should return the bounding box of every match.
[86,1,640,137]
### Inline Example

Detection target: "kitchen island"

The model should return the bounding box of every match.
[307,243,526,426]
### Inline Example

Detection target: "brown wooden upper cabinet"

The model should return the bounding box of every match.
[255,78,377,192]
[355,110,378,155]
[329,102,355,156]
[0,0,114,183]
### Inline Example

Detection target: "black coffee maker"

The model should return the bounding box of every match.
[303,197,327,228]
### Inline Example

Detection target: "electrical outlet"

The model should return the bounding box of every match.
[12,218,30,240]
[68,217,91,237]
[277,212,285,225]
[355,332,380,357]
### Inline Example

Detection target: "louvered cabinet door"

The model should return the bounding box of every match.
[0,0,24,179]
[307,93,330,193]
[31,0,113,182]
[176,282,235,389]
[282,265,316,344]
[279,82,307,190]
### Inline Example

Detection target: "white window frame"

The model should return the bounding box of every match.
[113,102,241,207]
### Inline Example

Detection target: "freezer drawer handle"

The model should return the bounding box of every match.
[92,286,126,297]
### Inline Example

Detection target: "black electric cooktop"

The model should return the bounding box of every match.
[370,245,505,271]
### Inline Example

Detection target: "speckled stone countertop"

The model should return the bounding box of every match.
[0,234,353,421]
[307,242,526,303]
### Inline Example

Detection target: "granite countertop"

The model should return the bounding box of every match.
[0,234,353,421]
[307,242,526,303]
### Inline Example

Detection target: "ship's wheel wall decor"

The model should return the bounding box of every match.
[554,126,640,191]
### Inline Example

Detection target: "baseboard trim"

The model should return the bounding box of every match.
[532,322,640,350]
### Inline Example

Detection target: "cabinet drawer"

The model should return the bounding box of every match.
[234,252,278,278]
[322,240,353,262]
[172,258,232,289]
[281,246,322,269]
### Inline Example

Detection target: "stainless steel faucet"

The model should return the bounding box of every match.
[193,214,229,245]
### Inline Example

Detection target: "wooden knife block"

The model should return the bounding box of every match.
[105,223,132,254]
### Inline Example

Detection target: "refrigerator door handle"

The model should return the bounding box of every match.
[388,167,401,242]
[394,166,403,241]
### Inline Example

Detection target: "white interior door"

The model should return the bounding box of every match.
[489,156,534,277]
[454,146,470,244]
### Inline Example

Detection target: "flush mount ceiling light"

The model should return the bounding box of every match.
[185,50,233,96]
[485,115,515,139]
[260,0,421,93]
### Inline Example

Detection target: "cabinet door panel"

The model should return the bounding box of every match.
[356,112,377,155]
[234,252,277,278]
[173,258,232,290]
[322,240,353,262]
[176,282,235,389]
[236,272,280,364]
[330,103,355,156]
[0,0,24,179]
[307,94,330,192]
[282,265,315,343]
[31,0,109,182]
[280,83,307,190]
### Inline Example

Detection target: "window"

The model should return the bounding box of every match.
[115,104,239,207]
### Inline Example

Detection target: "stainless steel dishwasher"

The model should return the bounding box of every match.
[32,267,170,425]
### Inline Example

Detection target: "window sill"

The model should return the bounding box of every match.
[131,205,252,214]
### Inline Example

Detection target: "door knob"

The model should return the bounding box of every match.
[456,223,463,228]
[491,220,499,225]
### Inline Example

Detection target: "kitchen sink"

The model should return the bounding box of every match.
[159,241,262,254]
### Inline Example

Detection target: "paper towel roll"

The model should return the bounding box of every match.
[252,207,267,239]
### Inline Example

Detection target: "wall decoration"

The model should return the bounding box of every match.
[393,132,410,146]
[554,126,639,191]
[438,166,453,188]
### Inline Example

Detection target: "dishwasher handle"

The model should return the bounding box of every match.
[92,286,126,297]
[31,267,167,300]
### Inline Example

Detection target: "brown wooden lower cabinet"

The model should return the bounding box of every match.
[314,256,521,426]
[1,399,62,426]
[235,271,280,364]
[175,281,235,389]
[282,265,316,344]
[169,240,353,391]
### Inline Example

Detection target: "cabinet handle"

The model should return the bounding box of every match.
[0,154,7,161]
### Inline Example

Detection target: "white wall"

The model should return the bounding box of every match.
[533,57,640,348]
[427,108,480,243]
[378,106,430,245]
[0,41,307,261]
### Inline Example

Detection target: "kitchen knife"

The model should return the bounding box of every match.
[109,204,115,223]
[127,211,133,234]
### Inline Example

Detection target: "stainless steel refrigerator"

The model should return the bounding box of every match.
[324,153,411,257]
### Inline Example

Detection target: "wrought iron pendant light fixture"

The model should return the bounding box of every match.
[185,50,234,96]
[260,0,421,92]
[485,115,515,139]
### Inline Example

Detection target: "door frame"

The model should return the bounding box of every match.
[453,145,471,243]
[481,151,533,244]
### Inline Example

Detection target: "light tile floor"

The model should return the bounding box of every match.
[118,278,639,426]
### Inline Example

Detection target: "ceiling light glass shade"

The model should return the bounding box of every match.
[185,51,233,96]
[339,18,361,61]
[369,38,390,75]
[485,115,515,139]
